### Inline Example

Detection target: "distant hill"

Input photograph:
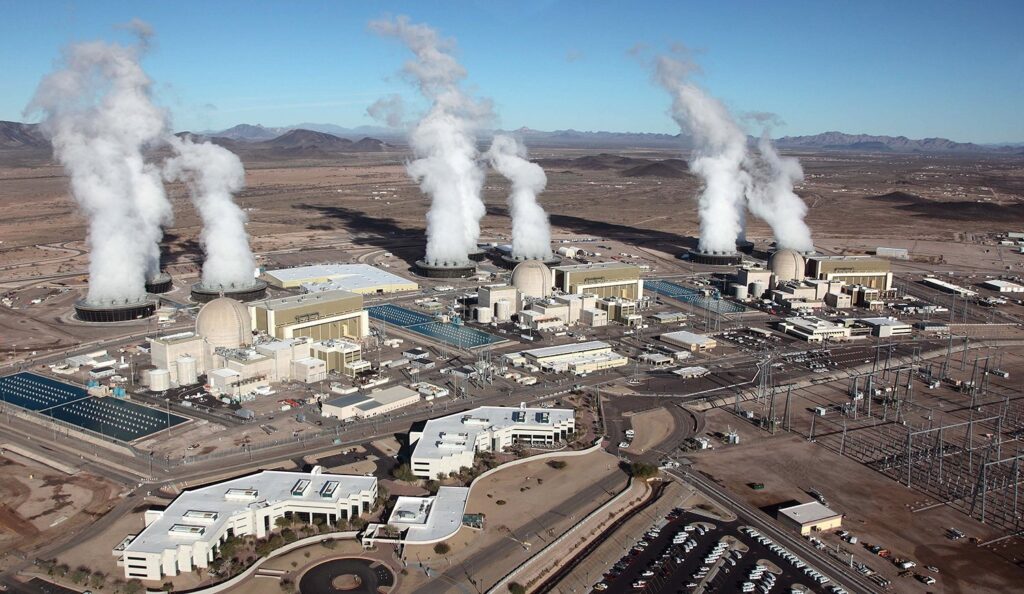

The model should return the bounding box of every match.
[622,161,688,179]
[0,121,48,149]
[774,131,1007,154]
[215,123,284,141]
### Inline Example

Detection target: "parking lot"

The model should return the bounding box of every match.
[592,510,845,594]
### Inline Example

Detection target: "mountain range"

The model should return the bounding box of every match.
[2,119,1021,155]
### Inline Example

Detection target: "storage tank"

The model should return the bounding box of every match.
[750,281,768,298]
[148,368,171,392]
[176,356,198,386]
[494,299,512,321]
[731,283,749,300]
[475,305,493,323]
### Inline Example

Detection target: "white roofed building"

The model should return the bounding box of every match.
[261,263,417,294]
[114,469,376,580]
[409,406,575,479]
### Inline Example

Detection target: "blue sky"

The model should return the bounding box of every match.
[3,0,1022,143]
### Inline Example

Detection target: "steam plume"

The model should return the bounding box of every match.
[486,135,552,259]
[744,133,814,252]
[164,136,256,288]
[654,55,748,254]
[370,16,492,264]
[28,30,171,304]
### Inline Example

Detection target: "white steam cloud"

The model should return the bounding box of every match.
[370,16,492,265]
[28,31,171,304]
[654,53,812,253]
[164,136,256,288]
[486,135,552,259]
[744,133,814,252]
[655,55,748,254]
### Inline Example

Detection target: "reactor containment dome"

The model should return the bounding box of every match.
[512,260,553,299]
[769,248,806,284]
[196,297,252,350]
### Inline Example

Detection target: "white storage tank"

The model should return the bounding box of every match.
[176,355,198,386]
[750,281,767,298]
[148,368,171,392]
[475,305,493,323]
[731,283,749,300]
[494,299,512,321]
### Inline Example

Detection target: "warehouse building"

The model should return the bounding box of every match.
[250,290,369,342]
[409,405,575,478]
[981,279,1024,293]
[261,263,418,294]
[114,468,376,580]
[552,262,643,300]
[660,330,717,352]
[777,501,843,536]
[875,247,909,259]
[806,255,893,291]
[321,385,420,421]
[923,276,977,297]
[521,341,629,374]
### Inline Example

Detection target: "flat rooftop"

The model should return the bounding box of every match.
[661,330,712,345]
[412,406,574,461]
[388,487,470,543]
[778,501,842,525]
[523,340,611,359]
[252,289,362,311]
[123,470,376,555]
[553,261,639,273]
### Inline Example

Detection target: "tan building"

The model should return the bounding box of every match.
[478,285,519,315]
[598,297,637,322]
[660,330,717,352]
[321,385,421,421]
[553,262,643,300]
[553,293,597,324]
[806,256,892,291]
[777,501,842,535]
[250,290,369,342]
[149,332,207,386]
[310,339,367,377]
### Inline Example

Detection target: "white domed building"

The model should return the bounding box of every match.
[197,297,252,350]
[769,249,806,286]
[512,260,553,299]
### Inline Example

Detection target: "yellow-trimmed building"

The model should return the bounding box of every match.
[250,290,368,341]
[552,262,643,300]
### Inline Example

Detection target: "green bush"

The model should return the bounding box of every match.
[433,542,451,555]
[546,460,567,469]
[509,583,526,594]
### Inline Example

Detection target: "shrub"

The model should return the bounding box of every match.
[509,583,526,594]
[496,500,507,506]
[392,463,417,482]
[433,542,451,555]
[546,460,567,469]
[629,461,659,480]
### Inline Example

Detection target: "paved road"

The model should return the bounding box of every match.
[415,464,628,594]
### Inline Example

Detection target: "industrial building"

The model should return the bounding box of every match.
[923,276,977,297]
[114,468,376,580]
[260,263,418,294]
[310,339,368,377]
[876,247,909,259]
[660,330,717,352]
[806,255,893,291]
[552,262,643,300]
[149,332,207,386]
[478,285,520,320]
[981,279,1024,293]
[409,405,575,478]
[776,501,843,536]
[521,341,629,374]
[777,317,852,343]
[858,317,913,338]
[250,290,369,342]
[321,385,420,421]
